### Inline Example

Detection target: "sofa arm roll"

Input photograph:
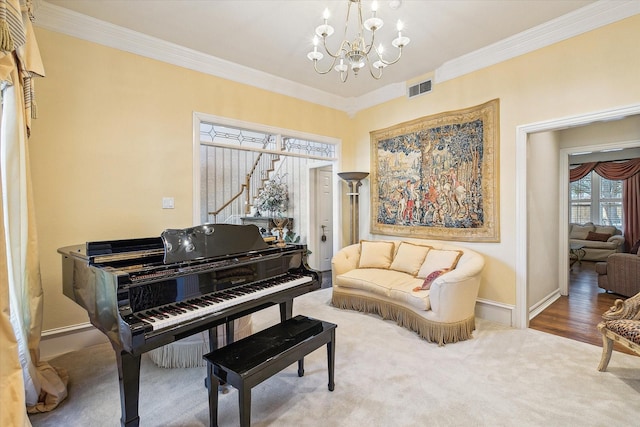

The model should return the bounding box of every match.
[429,275,481,323]
[428,254,484,323]
[331,243,360,283]
[607,235,625,246]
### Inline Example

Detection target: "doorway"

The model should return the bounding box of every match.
[515,103,640,329]
[308,164,335,272]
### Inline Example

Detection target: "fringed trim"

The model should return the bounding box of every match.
[0,20,13,52]
[148,339,210,368]
[332,292,475,346]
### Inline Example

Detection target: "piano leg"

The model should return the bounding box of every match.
[115,348,141,427]
[279,299,293,322]
[225,319,235,345]
[208,325,219,352]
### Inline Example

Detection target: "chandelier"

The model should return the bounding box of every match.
[307,0,410,82]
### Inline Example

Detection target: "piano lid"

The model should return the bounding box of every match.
[161,223,269,264]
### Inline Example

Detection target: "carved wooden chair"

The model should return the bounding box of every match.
[597,291,640,371]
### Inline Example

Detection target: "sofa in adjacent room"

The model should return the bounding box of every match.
[568,222,625,262]
[331,240,484,345]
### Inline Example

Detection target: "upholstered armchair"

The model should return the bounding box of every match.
[595,250,640,297]
[597,292,640,371]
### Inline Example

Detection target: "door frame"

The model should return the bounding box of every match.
[307,161,340,271]
[515,103,640,329]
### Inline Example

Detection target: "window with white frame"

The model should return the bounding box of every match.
[570,171,622,228]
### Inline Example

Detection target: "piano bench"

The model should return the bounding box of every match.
[203,315,336,427]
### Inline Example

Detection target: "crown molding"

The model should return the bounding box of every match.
[34,1,639,115]
[33,1,350,112]
[435,0,640,83]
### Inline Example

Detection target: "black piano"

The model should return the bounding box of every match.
[58,224,321,427]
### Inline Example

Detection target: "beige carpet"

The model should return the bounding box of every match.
[29,288,640,426]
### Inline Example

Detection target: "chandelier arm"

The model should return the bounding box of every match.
[359,3,376,56]
[321,37,349,60]
[374,46,402,66]
[367,66,383,80]
[377,47,404,66]
[364,31,375,55]
[312,56,340,75]
[365,55,383,80]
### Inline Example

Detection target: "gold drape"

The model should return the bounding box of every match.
[0,1,68,425]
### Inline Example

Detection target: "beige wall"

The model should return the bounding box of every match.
[527,131,561,307]
[31,14,640,332]
[31,29,351,330]
[350,15,640,305]
[559,115,640,150]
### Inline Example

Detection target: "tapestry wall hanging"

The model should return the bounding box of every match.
[370,99,500,242]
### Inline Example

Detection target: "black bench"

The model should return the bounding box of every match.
[203,315,337,427]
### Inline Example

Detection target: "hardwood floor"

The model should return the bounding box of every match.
[529,260,637,356]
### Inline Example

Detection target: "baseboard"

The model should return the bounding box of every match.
[476,298,516,327]
[40,323,108,361]
[528,289,561,321]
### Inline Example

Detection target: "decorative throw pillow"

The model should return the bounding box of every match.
[631,239,640,255]
[358,240,395,269]
[585,231,611,242]
[417,249,463,279]
[569,224,595,240]
[389,242,431,276]
[413,269,450,291]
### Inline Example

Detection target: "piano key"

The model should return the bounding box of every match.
[143,274,313,332]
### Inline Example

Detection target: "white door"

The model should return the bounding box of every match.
[316,166,334,271]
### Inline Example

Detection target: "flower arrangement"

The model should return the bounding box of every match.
[255,174,289,216]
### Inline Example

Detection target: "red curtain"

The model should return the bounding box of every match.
[624,174,640,250]
[570,158,640,249]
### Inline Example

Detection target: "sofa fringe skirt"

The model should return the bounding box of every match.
[332,291,475,346]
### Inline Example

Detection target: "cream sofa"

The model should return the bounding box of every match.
[569,222,625,262]
[331,240,484,345]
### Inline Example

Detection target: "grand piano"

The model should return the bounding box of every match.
[58,223,321,427]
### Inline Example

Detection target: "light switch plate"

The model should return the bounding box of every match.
[162,197,175,209]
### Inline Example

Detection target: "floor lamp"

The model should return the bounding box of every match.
[338,172,369,245]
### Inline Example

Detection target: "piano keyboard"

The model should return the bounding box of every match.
[135,273,313,331]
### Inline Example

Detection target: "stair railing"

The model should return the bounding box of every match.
[208,152,281,223]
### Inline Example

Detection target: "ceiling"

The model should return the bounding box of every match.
[43,0,597,99]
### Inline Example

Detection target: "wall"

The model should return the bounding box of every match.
[349,15,640,309]
[30,14,640,338]
[30,28,351,331]
[560,115,640,151]
[527,131,561,310]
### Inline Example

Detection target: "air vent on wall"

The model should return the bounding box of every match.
[408,79,432,98]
